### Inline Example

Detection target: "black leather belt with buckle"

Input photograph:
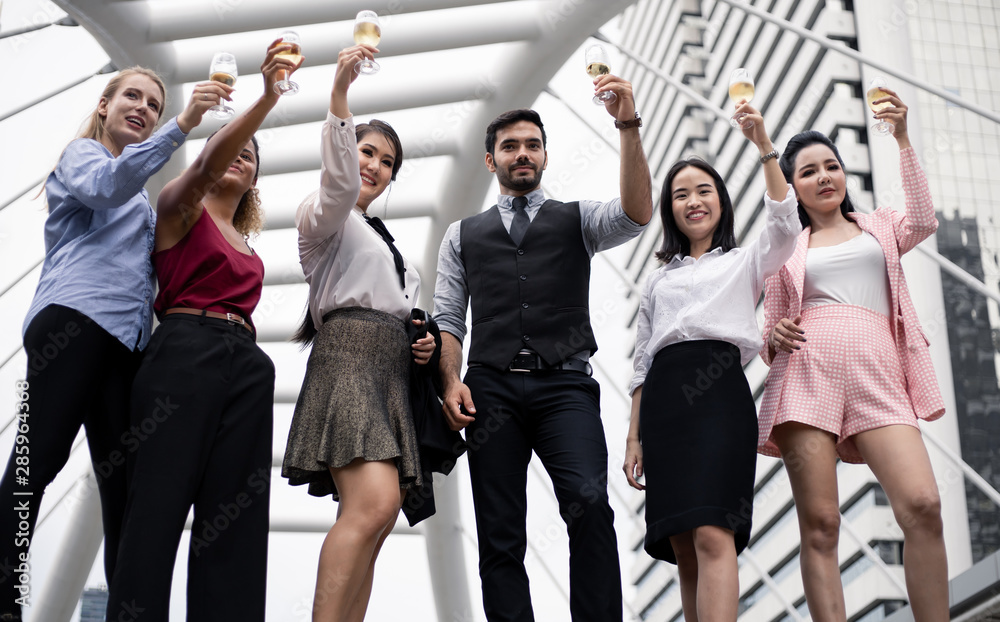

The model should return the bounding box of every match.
[507,351,592,376]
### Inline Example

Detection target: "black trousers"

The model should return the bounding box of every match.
[0,304,140,615]
[464,366,622,622]
[107,314,274,622]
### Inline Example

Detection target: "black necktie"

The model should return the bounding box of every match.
[363,213,407,290]
[509,196,530,246]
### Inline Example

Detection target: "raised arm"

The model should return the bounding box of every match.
[870,89,938,254]
[54,120,188,212]
[157,40,299,224]
[296,45,378,243]
[595,74,652,226]
[735,103,802,281]
[736,102,787,202]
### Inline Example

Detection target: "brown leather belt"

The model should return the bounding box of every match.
[163,307,252,333]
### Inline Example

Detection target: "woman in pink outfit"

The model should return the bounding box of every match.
[758,89,948,622]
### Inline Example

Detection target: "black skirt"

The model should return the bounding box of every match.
[639,340,757,563]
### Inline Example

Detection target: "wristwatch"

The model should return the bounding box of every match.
[759,148,779,164]
[615,112,642,130]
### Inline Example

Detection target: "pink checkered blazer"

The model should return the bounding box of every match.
[757,148,946,448]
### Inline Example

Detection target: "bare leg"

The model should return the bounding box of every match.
[773,422,846,622]
[342,489,407,622]
[853,425,948,622]
[668,526,739,622]
[670,531,699,622]
[692,526,739,622]
[312,459,402,622]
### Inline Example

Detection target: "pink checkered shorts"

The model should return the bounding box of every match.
[760,304,918,463]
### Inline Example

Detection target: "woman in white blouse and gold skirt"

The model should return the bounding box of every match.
[622,102,799,621]
[281,44,436,621]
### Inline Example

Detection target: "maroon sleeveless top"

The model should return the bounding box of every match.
[153,211,265,331]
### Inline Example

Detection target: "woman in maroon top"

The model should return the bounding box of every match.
[107,41,301,621]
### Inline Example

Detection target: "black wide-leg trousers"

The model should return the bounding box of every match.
[464,366,622,622]
[107,314,274,622]
[0,305,140,615]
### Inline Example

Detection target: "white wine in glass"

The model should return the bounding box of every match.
[354,11,382,75]
[585,44,617,105]
[274,31,302,95]
[866,76,895,136]
[728,68,754,129]
[208,52,237,120]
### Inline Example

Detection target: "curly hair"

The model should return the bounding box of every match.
[233,185,264,237]
[206,131,264,237]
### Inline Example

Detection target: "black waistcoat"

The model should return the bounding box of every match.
[459,199,597,369]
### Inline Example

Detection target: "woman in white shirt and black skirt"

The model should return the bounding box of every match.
[281,44,436,621]
[622,102,799,621]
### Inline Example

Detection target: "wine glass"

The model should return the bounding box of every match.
[274,31,302,95]
[354,11,382,75]
[207,53,237,120]
[866,76,895,136]
[585,44,617,105]
[728,68,755,129]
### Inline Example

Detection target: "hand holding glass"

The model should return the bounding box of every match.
[354,11,382,75]
[585,45,617,105]
[866,77,895,136]
[728,68,755,129]
[207,53,237,120]
[274,31,302,95]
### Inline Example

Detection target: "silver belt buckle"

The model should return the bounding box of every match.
[225,313,245,326]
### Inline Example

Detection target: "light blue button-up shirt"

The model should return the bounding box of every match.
[23,118,187,351]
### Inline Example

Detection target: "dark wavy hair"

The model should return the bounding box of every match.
[292,119,405,346]
[655,158,737,263]
[778,130,856,228]
[484,109,547,156]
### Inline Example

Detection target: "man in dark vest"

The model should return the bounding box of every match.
[432,72,652,621]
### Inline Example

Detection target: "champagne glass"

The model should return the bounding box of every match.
[274,31,302,95]
[207,52,237,120]
[728,68,755,129]
[354,11,382,75]
[585,44,617,105]
[866,76,895,136]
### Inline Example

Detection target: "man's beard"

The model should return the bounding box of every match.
[496,163,543,192]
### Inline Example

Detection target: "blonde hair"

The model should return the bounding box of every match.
[79,66,167,144]
[39,67,167,207]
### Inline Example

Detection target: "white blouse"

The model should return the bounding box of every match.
[802,231,891,317]
[629,186,801,396]
[297,112,420,329]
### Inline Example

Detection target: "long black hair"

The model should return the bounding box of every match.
[292,119,404,346]
[778,130,857,228]
[655,158,737,263]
